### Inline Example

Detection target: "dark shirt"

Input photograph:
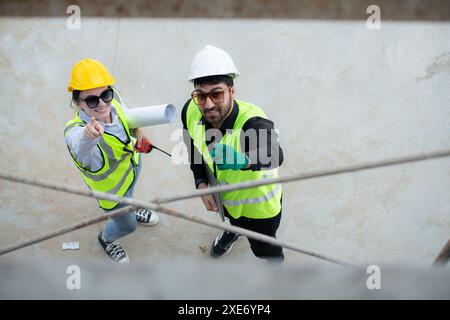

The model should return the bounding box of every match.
[181,99,284,188]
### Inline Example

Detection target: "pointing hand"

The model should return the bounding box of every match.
[84,117,104,139]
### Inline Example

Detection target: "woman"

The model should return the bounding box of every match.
[64,58,158,264]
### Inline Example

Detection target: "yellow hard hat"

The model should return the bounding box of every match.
[67,58,116,92]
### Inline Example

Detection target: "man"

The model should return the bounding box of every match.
[182,45,284,263]
[64,58,158,264]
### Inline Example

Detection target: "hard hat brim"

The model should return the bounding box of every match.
[67,76,116,92]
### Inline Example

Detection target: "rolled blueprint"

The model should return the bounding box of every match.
[125,104,176,129]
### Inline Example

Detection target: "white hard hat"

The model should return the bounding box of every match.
[188,45,240,82]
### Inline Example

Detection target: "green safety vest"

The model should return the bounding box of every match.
[186,99,282,219]
[64,94,139,210]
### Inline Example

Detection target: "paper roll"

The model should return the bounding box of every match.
[124,104,177,129]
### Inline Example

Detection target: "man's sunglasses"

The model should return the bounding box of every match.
[80,88,114,109]
[191,88,230,106]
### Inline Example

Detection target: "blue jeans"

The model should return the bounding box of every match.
[102,155,141,242]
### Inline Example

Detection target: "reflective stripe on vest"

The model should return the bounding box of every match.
[222,183,282,206]
[64,97,139,210]
[186,99,282,219]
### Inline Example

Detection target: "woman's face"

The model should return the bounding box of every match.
[76,86,112,122]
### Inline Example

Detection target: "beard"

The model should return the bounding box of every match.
[203,104,232,126]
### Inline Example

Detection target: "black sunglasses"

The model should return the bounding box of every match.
[80,88,114,109]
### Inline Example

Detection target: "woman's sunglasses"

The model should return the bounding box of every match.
[80,88,114,109]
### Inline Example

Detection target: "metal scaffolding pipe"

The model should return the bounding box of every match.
[0,172,357,267]
[153,149,450,204]
[0,206,134,256]
[1,149,448,265]
[433,238,450,266]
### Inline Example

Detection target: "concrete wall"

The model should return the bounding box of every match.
[1,0,449,20]
[0,17,449,270]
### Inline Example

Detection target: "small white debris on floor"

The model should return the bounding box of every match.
[62,242,80,250]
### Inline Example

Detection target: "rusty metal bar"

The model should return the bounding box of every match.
[0,206,134,256]
[1,149,449,265]
[433,238,450,266]
[0,172,357,267]
[154,149,450,204]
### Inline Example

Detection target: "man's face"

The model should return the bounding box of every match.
[193,82,236,126]
[77,86,112,122]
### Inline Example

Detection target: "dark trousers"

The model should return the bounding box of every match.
[223,200,284,262]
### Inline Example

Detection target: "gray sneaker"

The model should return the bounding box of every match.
[135,208,159,226]
[98,232,129,264]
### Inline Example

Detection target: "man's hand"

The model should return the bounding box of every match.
[84,117,104,139]
[197,183,218,212]
[211,143,249,170]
